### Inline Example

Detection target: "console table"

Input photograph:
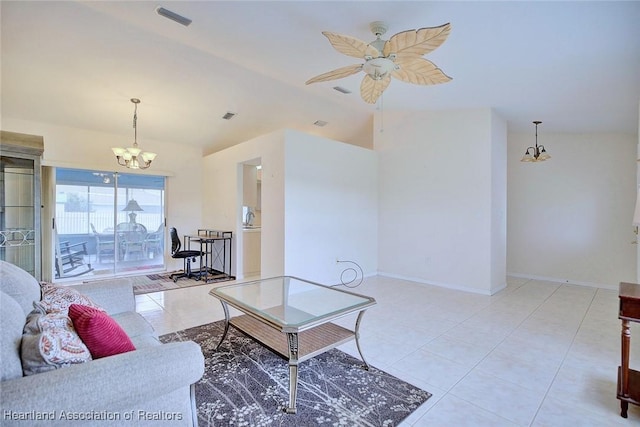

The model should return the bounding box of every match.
[618,282,640,418]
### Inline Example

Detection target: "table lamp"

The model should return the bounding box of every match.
[122,199,143,224]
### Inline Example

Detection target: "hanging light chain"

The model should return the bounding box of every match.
[132,98,139,148]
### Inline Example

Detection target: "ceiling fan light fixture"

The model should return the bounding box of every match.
[363,57,397,80]
[306,21,452,104]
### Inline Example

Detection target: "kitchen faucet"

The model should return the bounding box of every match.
[245,210,255,226]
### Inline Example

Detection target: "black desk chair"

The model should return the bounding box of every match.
[169,227,203,283]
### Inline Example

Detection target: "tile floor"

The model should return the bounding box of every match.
[135,275,640,426]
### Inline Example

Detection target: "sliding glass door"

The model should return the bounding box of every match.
[54,168,165,281]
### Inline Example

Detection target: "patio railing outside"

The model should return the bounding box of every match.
[55,209,163,235]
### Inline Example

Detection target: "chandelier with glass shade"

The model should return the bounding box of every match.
[521,121,550,162]
[112,98,157,169]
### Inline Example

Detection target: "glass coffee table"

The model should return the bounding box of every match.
[209,276,376,414]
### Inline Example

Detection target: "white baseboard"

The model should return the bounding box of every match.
[506,272,618,291]
[376,271,506,296]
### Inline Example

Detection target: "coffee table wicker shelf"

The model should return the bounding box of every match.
[231,314,355,362]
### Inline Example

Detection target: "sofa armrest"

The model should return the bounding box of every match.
[70,278,135,314]
[0,341,204,415]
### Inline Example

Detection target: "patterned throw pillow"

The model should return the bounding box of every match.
[38,282,105,315]
[68,304,136,359]
[21,305,92,376]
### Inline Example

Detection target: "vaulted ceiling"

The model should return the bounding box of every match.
[2,1,639,155]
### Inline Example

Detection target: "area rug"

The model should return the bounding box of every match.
[160,320,431,426]
[130,271,234,295]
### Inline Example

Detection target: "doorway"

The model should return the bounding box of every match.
[240,159,261,278]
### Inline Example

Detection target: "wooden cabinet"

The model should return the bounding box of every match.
[618,282,640,418]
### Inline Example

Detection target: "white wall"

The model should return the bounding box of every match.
[507,131,637,288]
[202,129,378,285]
[375,109,507,295]
[283,130,378,285]
[637,99,640,283]
[491,113,508,290]
[1,118,204,273]
[202,130,286,278]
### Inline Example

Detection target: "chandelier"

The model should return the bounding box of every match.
[112,98,157,169]
[521,121,550,162]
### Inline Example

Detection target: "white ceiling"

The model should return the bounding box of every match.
[2,1,639,155]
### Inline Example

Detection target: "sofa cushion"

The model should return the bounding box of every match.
[21,306,92,376]
[111,311,156,339]
[0,291,27,381]
[38,282,105,315]
[130,334,161,349]
[68,304,136,359]
[0,260,41,316]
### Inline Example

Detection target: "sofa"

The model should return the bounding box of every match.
[0,260,205,426]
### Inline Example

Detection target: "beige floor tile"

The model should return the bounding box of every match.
[450,369,545,425]
[546,362,633,420]
[395,348,471,391]
[419,334,495,367]
[133,275,640,425]
[475,348,561,393]
[532,396,634,427]
[410,394,519,427]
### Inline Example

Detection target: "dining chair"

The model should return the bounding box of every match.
[91,223,116,263]
[144,224,164,259]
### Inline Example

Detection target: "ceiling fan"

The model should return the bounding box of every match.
[306,21,452,104]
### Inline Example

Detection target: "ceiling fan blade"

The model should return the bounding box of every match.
[305,64,363,85]
[322,31,380,59]
[360,74,391,104]
[383,23,451,57]
[392,57,452,85]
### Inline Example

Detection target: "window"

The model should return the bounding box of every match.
[54,168,165,280]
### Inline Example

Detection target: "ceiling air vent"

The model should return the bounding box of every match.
[156,7,192,27]
[333,86,352,94]
[313,120,328,127]
[222,112,236,120]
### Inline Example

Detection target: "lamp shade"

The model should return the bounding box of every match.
[122,199,143,212]
[633,190,640,226]
[521,152,534,162]
[140,152,157,162]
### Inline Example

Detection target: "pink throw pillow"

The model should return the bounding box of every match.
[68,304,136,359]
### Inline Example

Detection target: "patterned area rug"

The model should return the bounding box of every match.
[130,271,234,295]
[160,321,431,426]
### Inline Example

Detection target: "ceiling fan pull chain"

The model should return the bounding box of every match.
[379,92,384,133]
